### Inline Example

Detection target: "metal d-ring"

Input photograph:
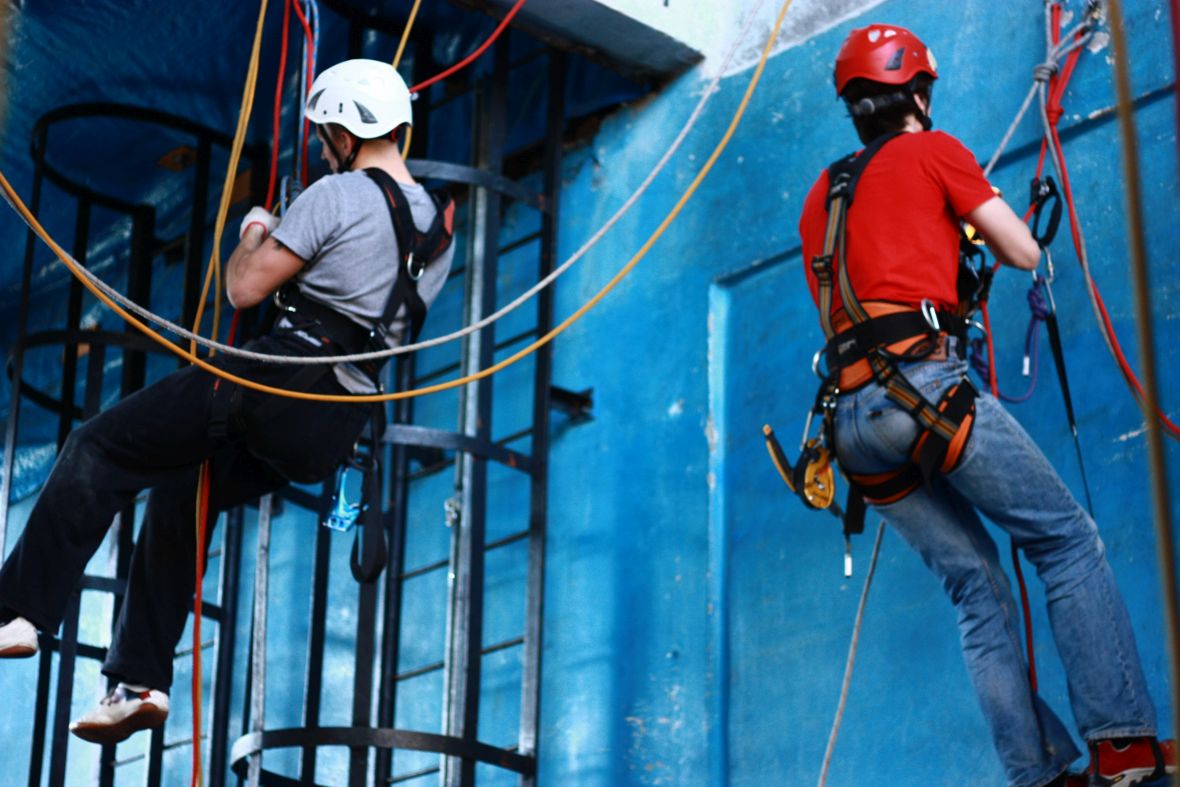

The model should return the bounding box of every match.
[406,252,426,281]
[811,346,828,380]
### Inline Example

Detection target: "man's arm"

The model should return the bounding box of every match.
[226,228,306,308]
[964,196,1041,271]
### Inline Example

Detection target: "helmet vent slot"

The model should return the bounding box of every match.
[354,101,378,124]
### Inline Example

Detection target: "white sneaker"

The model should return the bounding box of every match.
[0,616,38,658]
[69,683,170,745]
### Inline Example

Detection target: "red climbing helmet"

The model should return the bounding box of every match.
[833,24,939,96]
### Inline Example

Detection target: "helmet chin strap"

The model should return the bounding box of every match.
[321,129,365,173]
[341,138,364,172]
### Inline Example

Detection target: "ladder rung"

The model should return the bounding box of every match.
[390,765,441,784]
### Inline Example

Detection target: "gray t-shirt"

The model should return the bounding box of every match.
[272,169,455,392]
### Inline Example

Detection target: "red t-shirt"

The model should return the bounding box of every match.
[798,130,996,317]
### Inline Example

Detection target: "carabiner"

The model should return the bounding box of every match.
[920,298,941,332]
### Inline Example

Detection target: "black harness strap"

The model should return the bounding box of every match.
[349,407,388,583]
[362,167,455,346]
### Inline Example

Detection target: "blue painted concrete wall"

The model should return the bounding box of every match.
[534,1,1178,785]
[0,1,1177,785]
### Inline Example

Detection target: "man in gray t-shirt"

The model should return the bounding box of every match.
[0,58,453,747]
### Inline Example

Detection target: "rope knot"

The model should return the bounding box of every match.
[1026,283,1051,321]
[1032,62,1058,83]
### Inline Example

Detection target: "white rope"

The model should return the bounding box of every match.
[817,521,886,787]
[10,0,770,366]
[982,83,1038,179]
[981,10,1093,179]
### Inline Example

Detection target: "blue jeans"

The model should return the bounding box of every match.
[832,348,1157,787]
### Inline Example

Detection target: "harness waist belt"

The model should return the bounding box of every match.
[824,306,965,391]
[278,287,385,383]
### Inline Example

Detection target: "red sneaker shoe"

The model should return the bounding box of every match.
[1089,737,1176,786]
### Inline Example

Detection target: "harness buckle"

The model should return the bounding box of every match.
[920,298,941,332]
[406,252,426,281]
[810,254,834,278]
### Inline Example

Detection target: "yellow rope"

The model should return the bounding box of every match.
[393,0,422,157]
[190,0,270,355]
[0,0,793,403]
[392,0,422,69]
[401,125,413,158]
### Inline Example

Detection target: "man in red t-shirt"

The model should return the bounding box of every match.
[796,24,1173,787]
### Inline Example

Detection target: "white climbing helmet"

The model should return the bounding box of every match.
[304,59,412,139]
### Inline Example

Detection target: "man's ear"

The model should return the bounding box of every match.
[327,124,352,154]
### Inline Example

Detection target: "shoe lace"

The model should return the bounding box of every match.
[99,686,130,706]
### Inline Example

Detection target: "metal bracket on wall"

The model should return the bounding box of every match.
[550,385,594,422]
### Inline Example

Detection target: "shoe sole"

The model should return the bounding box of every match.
[70,704,168,746]
[1096,768,1177,787]
[0,644,37,658]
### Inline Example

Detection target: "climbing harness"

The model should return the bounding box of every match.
[765,131,994,571]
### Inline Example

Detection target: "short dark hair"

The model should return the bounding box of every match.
[841,75,934,144]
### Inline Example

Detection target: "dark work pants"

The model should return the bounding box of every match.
[0,331,371,690]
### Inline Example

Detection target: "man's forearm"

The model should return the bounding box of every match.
[226,227,269,308]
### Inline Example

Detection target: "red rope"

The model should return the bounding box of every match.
[191,311,238,787]
[408,0,528,95]
[265,0,294,210]
[192,463,211,787]
[1044,59,1180,438]
[291,0,314,185]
